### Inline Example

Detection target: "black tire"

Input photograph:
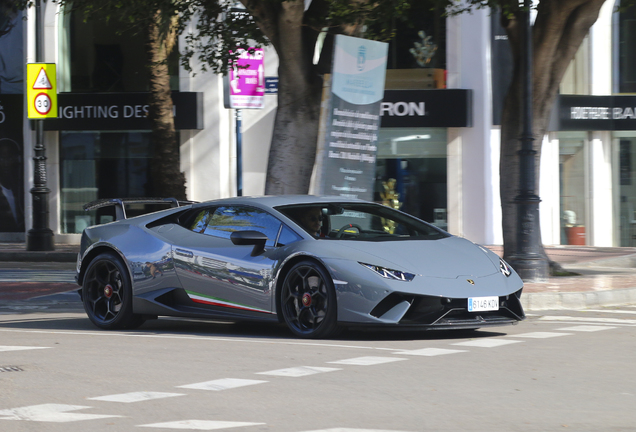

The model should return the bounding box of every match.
[82,252,145,330]
[280,260,339,339]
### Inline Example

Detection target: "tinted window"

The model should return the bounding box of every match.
[188,209,213,233]
[277,203,448,241]
[277,225,303,246]
[203,206,282,247]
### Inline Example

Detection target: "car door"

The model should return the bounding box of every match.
[172,205,293,318]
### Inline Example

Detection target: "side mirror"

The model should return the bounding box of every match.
[230,230,269,256]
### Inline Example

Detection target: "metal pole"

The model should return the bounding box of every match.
[26,0,54,251]
[508,0,548,281]
[236,109,242,196]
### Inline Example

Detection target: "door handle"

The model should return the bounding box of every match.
[175,248,194,258]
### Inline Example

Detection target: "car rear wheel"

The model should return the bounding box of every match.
[82,252,145,330]
[280,261,339,339]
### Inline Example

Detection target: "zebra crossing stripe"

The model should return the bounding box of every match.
[256,366,341,377]
[177,378,267,391]
[391,348,467,356]
[0,346,50,352]
[138,420,265,429]
[452,339,523,348]
[328,356,407,366]
[0,404,121,422]
[556,325,617,332]
[540,315,636,325]
[88,391,185,403]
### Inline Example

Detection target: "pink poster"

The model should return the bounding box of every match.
[227,48,265,109]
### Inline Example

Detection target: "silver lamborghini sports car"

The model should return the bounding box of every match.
[76,196,525,338]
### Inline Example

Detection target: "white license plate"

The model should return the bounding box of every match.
[468,296,499,312]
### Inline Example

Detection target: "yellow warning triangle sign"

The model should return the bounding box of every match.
[33,67,52,89]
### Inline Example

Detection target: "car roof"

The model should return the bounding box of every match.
[191,195,366,209]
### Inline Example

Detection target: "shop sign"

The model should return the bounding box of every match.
[380,89,472,128]
[41,92,203,131]
[550,94,636,131]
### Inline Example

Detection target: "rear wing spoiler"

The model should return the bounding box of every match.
[83,197,197,221]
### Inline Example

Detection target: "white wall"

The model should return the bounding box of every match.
[447,8,498,245]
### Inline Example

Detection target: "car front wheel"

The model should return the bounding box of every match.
[82,252,145,330]
[280,260,339,339]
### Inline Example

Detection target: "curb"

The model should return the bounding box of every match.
[0,251,77,263]
[522,287,636,311]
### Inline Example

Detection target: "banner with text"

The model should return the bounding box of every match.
[314,35,388,200]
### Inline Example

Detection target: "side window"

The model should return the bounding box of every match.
[180,208,213,233]
[277,225,302,246]
[203,206,282,247]
[190,210,212,233]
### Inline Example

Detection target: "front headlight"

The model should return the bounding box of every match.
[500,258,512,277]
[360,262,415,281]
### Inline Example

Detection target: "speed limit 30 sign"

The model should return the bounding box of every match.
[27,63,58,119]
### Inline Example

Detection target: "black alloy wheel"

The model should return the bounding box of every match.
[280,260,339,339]
[82,252,145,330]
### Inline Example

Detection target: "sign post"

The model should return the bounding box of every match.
[25,0,56,250]
[223,48,265,196]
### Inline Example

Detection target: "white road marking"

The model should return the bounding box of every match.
[177,378,267,391]
[256,366,341,377]
[583,309,636,315]
[303,429,413,432]
[0,404,121,422]
[327,356,407,366]
[512,332,571,339]
[556,325,617,332]
[452,339,523,348]
[0,345,51,352]
[392,348,467,356]
[88,391,185,403]
[0,328,398,352]
[138,420,265,430]
[540,316,636,325]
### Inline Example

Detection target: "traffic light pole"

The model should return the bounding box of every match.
[26,0,54,251]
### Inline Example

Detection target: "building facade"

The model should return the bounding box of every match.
[0,1,632,248]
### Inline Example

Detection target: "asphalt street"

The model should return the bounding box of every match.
[0,305,635,431]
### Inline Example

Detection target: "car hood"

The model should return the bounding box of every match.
[333,236,498,278]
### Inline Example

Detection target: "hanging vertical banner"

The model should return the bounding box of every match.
[223,48,265,109]
[312,35,388,200]
[26,63,58,119]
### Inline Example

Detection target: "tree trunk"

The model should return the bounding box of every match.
[145,11,187,200]
[500,0,605,265]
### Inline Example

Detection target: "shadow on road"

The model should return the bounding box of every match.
[0,305,511,342]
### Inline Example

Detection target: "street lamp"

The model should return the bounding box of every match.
[26,0,54,251]
[507,0,548,281]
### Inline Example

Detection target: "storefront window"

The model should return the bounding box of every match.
[374,128,447,228]
[559,132,588,245]
[60,131,153,233]
[613,131,636,246]
[616,3,636,93]
[59,10,179,92]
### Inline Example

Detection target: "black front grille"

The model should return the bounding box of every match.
[371,289,525,329]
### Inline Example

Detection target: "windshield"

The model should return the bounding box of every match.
[276,203,449,241]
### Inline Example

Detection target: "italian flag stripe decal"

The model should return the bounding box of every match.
[186,291,273,314]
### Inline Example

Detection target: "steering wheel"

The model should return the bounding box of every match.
[335,223,363,238]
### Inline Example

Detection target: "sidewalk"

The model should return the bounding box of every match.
[0,243,635,311]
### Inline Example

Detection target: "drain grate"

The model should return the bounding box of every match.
[0,366,23,372]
